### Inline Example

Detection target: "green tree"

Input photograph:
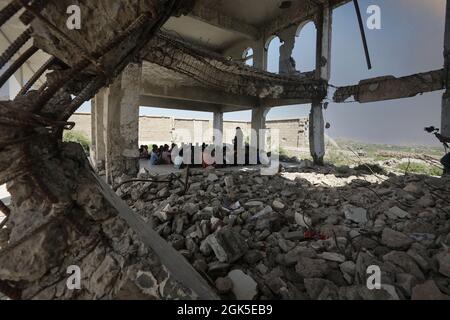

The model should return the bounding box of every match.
[63,130,91,152]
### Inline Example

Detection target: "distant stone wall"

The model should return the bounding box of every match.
[69,113,309,150]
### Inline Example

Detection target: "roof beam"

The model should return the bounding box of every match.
[141,81,259,108]
[139,95,224,113]
[188,5,261,40]
[333,69,445,103]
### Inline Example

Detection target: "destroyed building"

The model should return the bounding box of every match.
[0,0,449,300]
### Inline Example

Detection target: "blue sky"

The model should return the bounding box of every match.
[75,0,447,145]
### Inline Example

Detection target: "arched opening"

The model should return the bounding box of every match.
[242,47,254,67]
[293,21,317,72]
[266,36,281,73]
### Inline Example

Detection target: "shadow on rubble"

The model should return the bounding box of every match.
[116,162,450,301]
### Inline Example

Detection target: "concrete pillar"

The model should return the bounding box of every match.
[315,4,333,81]
[279,26,297,74]
[310,4,332,165]
[253,38,268,71]
[91,89,106,170]
[309,101,325,165]
[442,0,450,137]
[104,63,142,183]
[251,107,270,151]
[213,111,223,148]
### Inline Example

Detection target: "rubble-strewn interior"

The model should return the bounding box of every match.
[0,0,449,300]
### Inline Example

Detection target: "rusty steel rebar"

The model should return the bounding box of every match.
[19,0,48,25]
[0,45,38,89]
[17,56,55,96]
[31,12,152,114]
[31,59,90,113]
[0,199,10,217]
[0,28,32,71]
[0,0,23,28]
[19,0,106,73]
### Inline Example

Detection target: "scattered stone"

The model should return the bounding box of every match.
[251,206,273,220]
[318,252,346,263]
[244,201,264,208]
[284,246,317,266]
[272,200,285,210]
[403,183,423,196]
[304,278,338,300]
[154,203,173,221]
[436,252,450,278]
[295,212,312,228]
[387,206,410,219]
[339,261,356,276]
[411,280,450,300]
[295,257,329,278]
[229,201,241,210]
[208,262,231,277]
[224,176,234,188]
[255,212,282,232]
[215,277,233,294]
[265,276,287,296]
[284,231,304,241]
[417,195,435,208]
[383,251,424,280]
[228,270,258,300]
[244,250,264,264]
[207,173,219,182]
[381,228,413,250]
[343,205,368,224]
[203,227,248,263]
[396,273,417,297]
[183,202,199,215]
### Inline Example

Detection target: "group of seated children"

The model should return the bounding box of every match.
[138,128,262,169]
[139,144,174,165]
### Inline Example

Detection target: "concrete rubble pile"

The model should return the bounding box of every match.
[117,165,450,300]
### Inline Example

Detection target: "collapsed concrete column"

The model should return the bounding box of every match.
[104,63,142,184]
[279,26,298,74]
[310,4,332,165]
[90,89,106,171]
[251,107,270,152]
[442,0,450,137]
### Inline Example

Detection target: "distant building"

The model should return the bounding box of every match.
[69,113,310,152]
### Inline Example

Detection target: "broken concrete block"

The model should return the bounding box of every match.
[204,227,248,263]
[295,212,312,228]
[387,206,410,219]
[228,270,258,300]
[343,205,368,224]
[381,228,413,250]
[295,257,329,278]
[207,173,219,182]
[272,200,285,210]
[318,252,346,263]
[436,252,450,277]
[411,280,450,300]
[215,277,233,294]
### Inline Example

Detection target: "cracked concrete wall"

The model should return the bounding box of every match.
[70,113,310,150]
